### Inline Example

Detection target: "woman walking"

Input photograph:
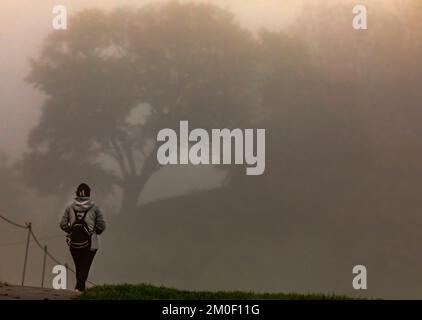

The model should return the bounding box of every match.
[60,183,106,291]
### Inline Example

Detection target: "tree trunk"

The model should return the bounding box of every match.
[118,147,160,217]
[118,177,149,217]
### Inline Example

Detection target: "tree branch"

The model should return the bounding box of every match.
[121,139,138,177]
[110,137,130,179]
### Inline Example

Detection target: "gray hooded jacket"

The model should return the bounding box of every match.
[60,197,106,251]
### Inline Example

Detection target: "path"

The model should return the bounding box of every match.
[0,283,77,300]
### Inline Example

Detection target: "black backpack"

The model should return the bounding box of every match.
[68,209,92,249]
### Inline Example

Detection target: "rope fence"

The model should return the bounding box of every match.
[0,234,64,247]
[0,214,96,288]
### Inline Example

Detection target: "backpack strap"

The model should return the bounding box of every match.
[72,208,90,223]
[81,209,89,221]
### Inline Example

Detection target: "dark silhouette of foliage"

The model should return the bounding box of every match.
[20,2,260,215]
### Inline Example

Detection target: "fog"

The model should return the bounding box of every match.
[0,0,421,299]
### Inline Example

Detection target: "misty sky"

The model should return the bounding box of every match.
[0,0,400,160]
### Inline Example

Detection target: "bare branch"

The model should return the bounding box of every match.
[110,137,130,178]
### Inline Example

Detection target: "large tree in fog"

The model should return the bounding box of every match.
[292,0,421,85]
[20,2,258,215]
[0,155,26,218]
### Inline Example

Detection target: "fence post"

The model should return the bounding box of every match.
[21,222,31,286]
[41,245,47,288]
[65,263,69,290]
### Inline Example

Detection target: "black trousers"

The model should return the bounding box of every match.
[70,247,96,291]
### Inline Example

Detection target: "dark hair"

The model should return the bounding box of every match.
[76,183,91,197]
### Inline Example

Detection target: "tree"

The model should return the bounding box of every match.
[0,154,26,219]
[231,29,372,199]
[292,0,421,86]
[20,2,259,216]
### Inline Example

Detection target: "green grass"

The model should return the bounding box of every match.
[77,283,354,300]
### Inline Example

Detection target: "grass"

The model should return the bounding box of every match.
[77,283,354,300]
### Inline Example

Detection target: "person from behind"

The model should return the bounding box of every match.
[60,183,106,292]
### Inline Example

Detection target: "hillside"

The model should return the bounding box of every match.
[77,283,352,300]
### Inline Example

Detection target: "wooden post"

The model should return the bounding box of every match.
[65,263,69,290]
[21,222,31,286]
[41,245,47,288]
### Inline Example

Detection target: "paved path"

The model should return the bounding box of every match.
[0,283,77,300]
